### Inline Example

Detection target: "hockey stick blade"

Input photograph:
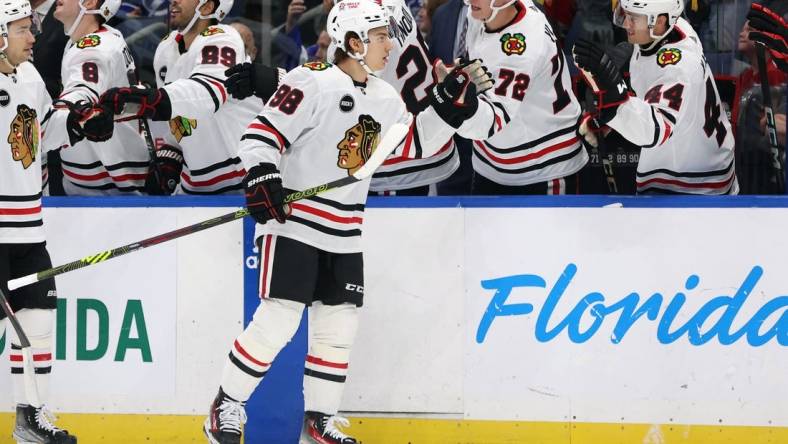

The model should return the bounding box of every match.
[0,288,42,407]
[7,121,411,291]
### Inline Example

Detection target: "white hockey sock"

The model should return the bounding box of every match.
[304,303,358,415]
[9,309,54,406]
[220,298,304,402]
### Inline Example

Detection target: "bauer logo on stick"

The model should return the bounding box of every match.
[8,105,39,170]
[656,48,682,67]
[500,33,526,56]
[337,114,381,176]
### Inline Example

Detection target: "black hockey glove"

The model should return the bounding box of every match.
[145,145,183,195]
[748,3,788,73]
[225,62,281,101]
[429,61,479,128]
[100,85,172,122]
[244,163,291,225]
[61,100,115,145]
[573,38,630,124]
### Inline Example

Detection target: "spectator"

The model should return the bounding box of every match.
[231,21,258,61]
[417,0,448,40]
[735,11,788,193]
[306,29,330,61]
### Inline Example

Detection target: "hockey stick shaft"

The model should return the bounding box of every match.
[8,121,412,291]
[580,69,618,193]
[126,69,166,188]
[755,43,785,192]
[0,287,42,407]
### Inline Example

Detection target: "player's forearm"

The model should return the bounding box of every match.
[455,95,510,140]
[606,99,672,148]
[413,108,456,158]
[39,107,71,152]
[163,74,228,119]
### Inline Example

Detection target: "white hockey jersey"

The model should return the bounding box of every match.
[153,24,263,194]
[1,63,70,243]
[368,0,458,191]
[461,1,587,186]
[58,25,151,195]
[608,18,737,194]
[239,63,455,253]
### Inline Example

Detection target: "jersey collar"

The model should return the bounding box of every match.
[640,25,686,57]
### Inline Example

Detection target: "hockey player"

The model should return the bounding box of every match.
[54,0,152,194]
[202,1,487,442]
[225,0,463,196]
[573,0,738,194]
[748,2,788,73]
[457,0,587,194]
[1,0,112,442]
[100,0,261,194]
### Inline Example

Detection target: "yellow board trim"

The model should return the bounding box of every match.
[1,414,786,443]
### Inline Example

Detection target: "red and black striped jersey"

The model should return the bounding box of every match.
[461,1,587,186]
[153,25,264,194]
[238,64,455,253]
[1,63,70,243]
[59,25,150,195]
[609,19,738,194]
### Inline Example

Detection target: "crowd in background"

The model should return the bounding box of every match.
[33,0,788,195]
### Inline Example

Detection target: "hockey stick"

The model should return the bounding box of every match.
[579,68,618,194]
[0,288,41,407]
[8,120,412,291]
[755,43,785,192]
[126,69,173,192]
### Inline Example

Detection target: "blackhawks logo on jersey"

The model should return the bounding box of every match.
[76,35,101,49]
[200,27,225,37]
[656,48,682,67]
[500,33,526,56]
[303,61,331,71]
[337,114,380,176]
[169,116,198,142]
[8,104,39,170]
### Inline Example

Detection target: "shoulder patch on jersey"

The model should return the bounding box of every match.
[8,104,39,170]
[500,33,526,56]
[200,27,225,37]
[656,48,682,67]
[337,114,381,176]
[169,116,197,142]
[302,61,332,71]
[76,35,101,49]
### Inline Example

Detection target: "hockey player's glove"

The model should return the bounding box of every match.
[572,38,630,124]
[748,3,788,73]
[244,163,291,225]
[145,145,183,195]
[100,85,172,122]
[60,100,115,145]
[224,62,282,101]
[429,60,480,128]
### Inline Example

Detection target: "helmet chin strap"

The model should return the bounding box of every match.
[484,0,516,23]
[178,0,207,37]
[349,41,374,74]
[641,23,675,51]
[65,0,103,37]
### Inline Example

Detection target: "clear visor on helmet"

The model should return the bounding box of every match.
[613,4,649,31]
[7,14,42,37]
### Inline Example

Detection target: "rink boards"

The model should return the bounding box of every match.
[0,196,786,443]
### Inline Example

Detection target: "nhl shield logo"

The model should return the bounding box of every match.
[500,33,526,56]
[656,48,682,67]
[76,35,101,49]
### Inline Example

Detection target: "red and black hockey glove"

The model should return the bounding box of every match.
[225,62,281,102]
[748,3,788,73]
[244,163,291,225]
[573,38,630,124]
[429,60,481,128]
[60,100,115,145]
[100,85,172,122]
[145,145,183,195]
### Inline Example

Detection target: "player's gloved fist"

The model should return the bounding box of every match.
[61,100,115,145]
[747,3,788,72]
[100,86,172,122]
[577,113,605,148]
[244,162,291,225]
[573,38,630,123]
[456,58,495,94]
[145,145,183,195]
[225,62,282,101]
[430,59,479,128]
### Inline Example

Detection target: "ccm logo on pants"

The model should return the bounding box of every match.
[345,284,364,293]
